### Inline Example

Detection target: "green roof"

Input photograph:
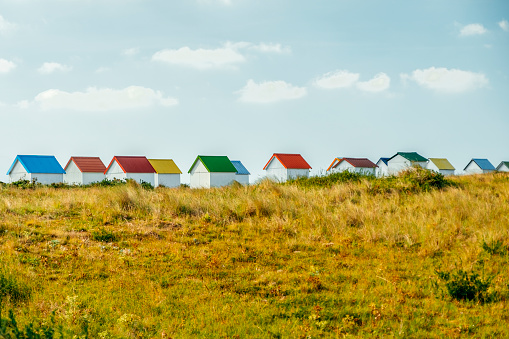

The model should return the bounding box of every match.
[395,152,428,162]
[498,161,509,169]
[188,156,237,173]
[428,158,455,170]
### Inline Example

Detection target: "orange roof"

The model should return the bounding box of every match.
[327,157,342,171]
[104,156,156,174]
[65,157,106,173]
[263,153,311,170]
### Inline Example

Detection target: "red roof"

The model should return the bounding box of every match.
[65,157,106,173]
[263,153,311,170]
[341,158,377,168]
[105,156,155,174]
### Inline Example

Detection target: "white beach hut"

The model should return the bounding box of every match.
[104,156,156,185]
[188,155,237,188]
[326,157,377,175]
[263,153,311,182]
[7,155,65,184]
[496,161,509,172]
[427,158,455,176]
[231,160,250,185]
[387,152,428,175]
[463,159,496,175]
[147,159,182,188]
[64,156,106,185]
[375,158,390,177]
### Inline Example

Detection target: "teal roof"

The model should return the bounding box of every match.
[188,156,237,173]
[392,152,428,162]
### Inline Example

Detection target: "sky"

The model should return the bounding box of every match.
[0,0,508,183]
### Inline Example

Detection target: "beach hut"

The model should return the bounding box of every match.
[496,161,509,172]
[7,155,65,184]
[387,152,428,175]
[231,160,250,185]
[63,156,106,185]
[263,153,311,182]
[188,155,237,188]
[104,156,156,185]
[147,159,182,187]
[427,158,455,176]
[463,159,496,175]
[326,157,377,175]
[375,158,390,177]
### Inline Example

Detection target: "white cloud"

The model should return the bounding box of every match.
[38,62,72,74]
[356,73,391,93]
[499,20,509,32]
[247,43,291,54]
[15,100,31,109]
[33,86,178,111]
[152,42,290,70]
[0,15,17,34]
[152,46,245,70]
[401,67,488,93]
[460,23,488,36]
[0,58,16,73]
[236,79,307,103]
[314,70,360,89]
[122,47,140,56]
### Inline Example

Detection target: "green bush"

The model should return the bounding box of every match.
[482,240,507,256]
[286,171,366,188]
[398,166,452,192]
[436,266,494,302]
[0,308,64,338]
[92,229,118,243]
[8,180,40,189]
[0,271,31,304]
[88,178,126,187]
[139,180,154,190]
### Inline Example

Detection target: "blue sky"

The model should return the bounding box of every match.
[0,0,508,182]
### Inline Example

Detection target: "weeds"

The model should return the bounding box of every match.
[482,240,507,256]
[0,270,31,304]
[436,263,495,303]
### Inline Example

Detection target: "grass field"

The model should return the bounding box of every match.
[1,170,508,338]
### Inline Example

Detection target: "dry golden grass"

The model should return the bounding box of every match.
[0,173,508,337]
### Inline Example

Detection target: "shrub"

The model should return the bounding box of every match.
[482,240,507,256]
[286,171,365,188]
[0,271,31,304]
[436,265,494,302]
[139,180,154,190]
[88,178,126,187]
[92,229,118,243]
[0,308,64,338]
[398,166,452,192]
[8,179,40,189]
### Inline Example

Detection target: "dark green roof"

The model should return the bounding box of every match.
[395,152,428,162]
[188,156,237,173]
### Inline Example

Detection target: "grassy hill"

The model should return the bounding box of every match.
[1,170,508,338]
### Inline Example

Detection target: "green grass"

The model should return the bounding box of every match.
[0,172,508,337]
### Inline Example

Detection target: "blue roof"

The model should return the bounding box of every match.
[466,158,496,171]
[378,157,390,165]
[7,155,65,175]
[231,160,250,175]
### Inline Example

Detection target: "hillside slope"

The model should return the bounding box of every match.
[1,172,508,338]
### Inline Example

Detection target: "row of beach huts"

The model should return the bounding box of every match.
[5,152,509,188]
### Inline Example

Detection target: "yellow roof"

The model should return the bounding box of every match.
[148,159,182,174]
[429,158,455,170]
